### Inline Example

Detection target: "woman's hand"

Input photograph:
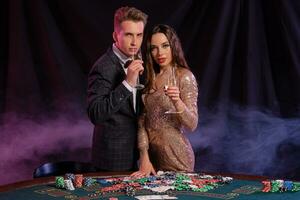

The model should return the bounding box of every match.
[131,159,156,178]
[165,86,180,103]
[164,86,186,113]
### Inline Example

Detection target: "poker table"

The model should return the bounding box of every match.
[0,172,299,200]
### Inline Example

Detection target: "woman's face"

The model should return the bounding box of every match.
[150,33,172,68]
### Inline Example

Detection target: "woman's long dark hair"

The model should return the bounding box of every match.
[144,24,189,93]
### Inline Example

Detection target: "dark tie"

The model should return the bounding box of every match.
[124,55,141,69]
[124,60,132,69]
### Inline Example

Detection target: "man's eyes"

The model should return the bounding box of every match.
[124,33,143,37]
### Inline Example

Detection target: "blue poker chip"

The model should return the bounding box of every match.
[65,173,75,181]
[148,176,157,182]
[84,177,95,187]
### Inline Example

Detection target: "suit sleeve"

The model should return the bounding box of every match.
[87,62,132,124]
[177,70,199,132]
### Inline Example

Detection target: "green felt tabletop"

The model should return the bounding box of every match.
[0,177,299,200]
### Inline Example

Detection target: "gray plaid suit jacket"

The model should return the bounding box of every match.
[87,47,141,171]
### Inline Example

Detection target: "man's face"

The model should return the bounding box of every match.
[113,20,144,57]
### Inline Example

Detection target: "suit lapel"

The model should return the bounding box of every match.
[108,47,137,116]
[135,90,141,116]
[128,94,134,114]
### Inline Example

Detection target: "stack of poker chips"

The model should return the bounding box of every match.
[64,179,75,191]
[125,186,136,196]
[84,177,97,187]
[55,174,76,190]
[55,176,65,189]
[74,174,83,188]
[262,180,300,192]
[54,173,96,190]
[65,173,75,181]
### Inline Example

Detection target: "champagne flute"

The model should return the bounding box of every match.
[165,66,181,114]
[132,54,144,90]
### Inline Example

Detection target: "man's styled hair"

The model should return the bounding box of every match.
[114,6,148,32]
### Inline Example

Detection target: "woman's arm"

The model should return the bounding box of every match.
[174,69,199,131]
[131,111,156,177]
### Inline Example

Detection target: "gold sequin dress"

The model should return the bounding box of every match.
[138,67,198,172]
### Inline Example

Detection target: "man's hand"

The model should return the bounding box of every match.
[125,60,144,87]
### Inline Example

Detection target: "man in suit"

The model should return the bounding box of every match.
[87,7,148,171]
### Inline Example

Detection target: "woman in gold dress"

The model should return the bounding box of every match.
[132,24,198,177]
